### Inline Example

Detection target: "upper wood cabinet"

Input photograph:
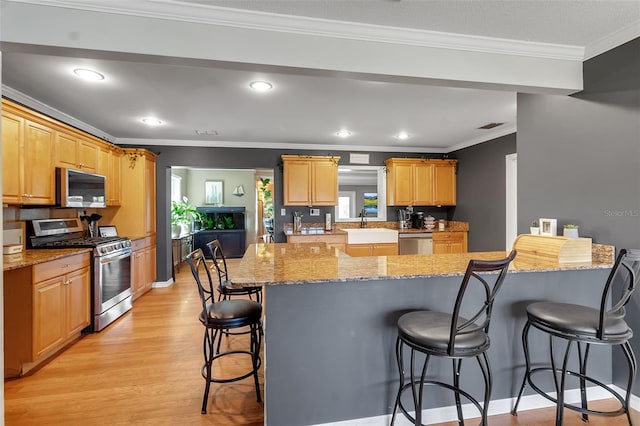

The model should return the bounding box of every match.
[55,131,98,172]
[2,103,56,205]
[97,145,123,206]
[111,149,157,237]
[2,98,123,206]
[282,155,340,206]
[385,158,457,206]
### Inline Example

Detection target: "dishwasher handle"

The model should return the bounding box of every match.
[399,233,433,239]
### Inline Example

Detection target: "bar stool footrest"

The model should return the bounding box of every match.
[201,350,262,384]
[527,367,627,417]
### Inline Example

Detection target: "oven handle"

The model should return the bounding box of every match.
[99,250,132,264]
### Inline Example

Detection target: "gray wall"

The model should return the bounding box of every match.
[451,133,517,251]
[517,37,640,392]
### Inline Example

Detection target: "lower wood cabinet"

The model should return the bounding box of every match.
[346,243,398,257]
[131,235,156,301]
[432,232,468,254]
[286,233,346,252]
[4,252,91,377]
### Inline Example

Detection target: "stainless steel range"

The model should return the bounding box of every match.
[28,218,133,332]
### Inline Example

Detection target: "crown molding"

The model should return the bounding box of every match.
[584,19,640,60]
[7,0,584,61]
[115,138,450,154]
[1,85,116,142]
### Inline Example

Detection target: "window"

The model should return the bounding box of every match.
[171,174,182,203]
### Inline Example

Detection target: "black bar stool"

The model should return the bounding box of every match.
[391,250,516,426]
[185,248,263,414]
[512,248,640,425]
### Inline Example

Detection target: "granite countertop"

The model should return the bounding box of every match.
[3,248,93,272]
[230,242,614,287]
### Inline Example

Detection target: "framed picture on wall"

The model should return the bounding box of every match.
[539,218,557,236]
[205,180,223,205]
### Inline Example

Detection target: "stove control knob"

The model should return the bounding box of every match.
[99,247,107,254]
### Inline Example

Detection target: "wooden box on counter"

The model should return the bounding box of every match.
[513,234,592,263]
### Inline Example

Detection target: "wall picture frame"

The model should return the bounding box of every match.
[205,180,223,205]
[539,218,557,236]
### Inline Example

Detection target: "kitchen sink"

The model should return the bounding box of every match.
[343,228,398,244]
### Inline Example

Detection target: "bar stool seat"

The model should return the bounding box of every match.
[200,299,261,329]
[391,250,516,426]
[526,302,632,340]
[512,248,640,425]
[398,311,488,356]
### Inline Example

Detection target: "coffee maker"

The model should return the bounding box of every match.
[411,212,424,229]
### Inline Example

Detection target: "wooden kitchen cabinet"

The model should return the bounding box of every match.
[385,158,456,206]
[432,232,467,254]
[131,235,156,301]
[286,232,347,252]
[432,160,457,206]
[2,109,24,204]
[282,155,340,206]
[4,252,91,377]
[111,149,157,237]
[2,101,56,205]
[1,98,125,206]
[346,242,398,257]
[54,131,98,172]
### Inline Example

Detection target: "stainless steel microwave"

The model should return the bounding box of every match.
[56,167,107,208]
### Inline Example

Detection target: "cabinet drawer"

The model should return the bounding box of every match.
[33,252,91,283]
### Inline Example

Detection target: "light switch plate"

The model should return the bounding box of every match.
[310,208,320,216]
[281,208,287,216]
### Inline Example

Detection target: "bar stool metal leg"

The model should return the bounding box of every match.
[622,341,637,426]
[511,320,532,415]
[453,359,463,424]
[577,342,590,422]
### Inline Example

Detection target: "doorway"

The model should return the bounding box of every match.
[505,153,518,249]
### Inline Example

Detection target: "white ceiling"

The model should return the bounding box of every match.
[1,0,639,153]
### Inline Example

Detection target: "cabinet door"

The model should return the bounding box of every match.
[65,267,91,336]
[108,150,123,206]
[433,161,456,206]
[346,244,373,257]
[55,132,78,169]
[387,161,413,206]
[2,111,23,204]
[372,243,398,256]
[283,159,311,205]
[145,246,157,291]
[33,277,66,359]
[78,138,98,172]
[131,249,147,300]
[24,120,55,204]
[432,240,450,254]
[97,145,110,178]
[312,159,338,205]
[413,163,434,205]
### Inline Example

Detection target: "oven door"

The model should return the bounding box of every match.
[94,249,132,316]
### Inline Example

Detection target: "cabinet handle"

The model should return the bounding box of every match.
[65,279,71,285]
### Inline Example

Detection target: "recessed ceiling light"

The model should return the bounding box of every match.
[141,117,163,126]
[336,129,352,138]
[249,81,273,92]
[396,131,410,140]
[73,68,105,81]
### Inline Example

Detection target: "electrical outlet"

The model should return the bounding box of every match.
[281,208,286,216]
[310,208,320,216]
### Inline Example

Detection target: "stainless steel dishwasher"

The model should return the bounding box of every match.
[398,233,433,255]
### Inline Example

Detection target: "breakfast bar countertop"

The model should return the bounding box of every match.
[230,242,614,287]
[2,248,92,272]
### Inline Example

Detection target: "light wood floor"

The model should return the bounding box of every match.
[4,260,637,425]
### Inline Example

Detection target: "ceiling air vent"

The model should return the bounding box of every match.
[477,122,504,130]
[195,129,219,136]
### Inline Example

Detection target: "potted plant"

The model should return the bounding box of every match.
[563,224,579,238]
[171,197,197,237]
[259,177,274,234]
[530,220,540,235]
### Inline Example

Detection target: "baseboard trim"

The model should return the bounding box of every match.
[151,279,173,288]
[311,385,632,426]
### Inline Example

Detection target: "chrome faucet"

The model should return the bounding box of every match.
[359,208,367,228]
